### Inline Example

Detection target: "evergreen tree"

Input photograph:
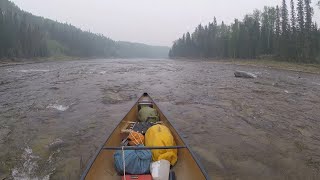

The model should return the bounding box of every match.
[211,17,218,57]
[297,0,305,32]
[297,0,305,58]
[260,7,276,54]
[275,6,281,56]
[167,0,320,62]
[230,19,240,58]
[0,0,167,59]
[269,7,277,54]
[289,0,297,59]
[280,0,289,58]
[304,0,313,59]
[0,8,4,57]
[290,0,296,33]
[185,32,193,57]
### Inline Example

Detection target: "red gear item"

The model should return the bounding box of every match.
[121,175,152,180]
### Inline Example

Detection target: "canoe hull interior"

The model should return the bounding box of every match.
[82,93,208,180]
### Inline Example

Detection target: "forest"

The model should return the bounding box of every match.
[0,0,169,59]
[169,0,320,63]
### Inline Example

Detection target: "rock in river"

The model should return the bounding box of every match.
[234,71,257,78]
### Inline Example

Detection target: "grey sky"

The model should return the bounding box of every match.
[11,0,320,46]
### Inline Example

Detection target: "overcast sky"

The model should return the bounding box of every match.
[11,0,320,46]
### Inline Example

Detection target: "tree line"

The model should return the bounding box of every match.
[0,7,48,58]
[169,0,320,63]
[0,0,169,59]
[0,0,117,59]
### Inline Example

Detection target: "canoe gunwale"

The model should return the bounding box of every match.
[80,92,210,180]
[150,94,210,180]
[80,96,140,180]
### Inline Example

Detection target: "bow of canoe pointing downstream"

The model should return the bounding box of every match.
[81,93,208,180]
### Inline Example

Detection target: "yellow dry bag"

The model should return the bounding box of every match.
[145,125,178,165]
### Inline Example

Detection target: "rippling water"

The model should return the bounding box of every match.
[46,105,69,112]
[0,59,320,179]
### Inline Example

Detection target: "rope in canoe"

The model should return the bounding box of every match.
[116,145,152,176]
[122,123,143,180]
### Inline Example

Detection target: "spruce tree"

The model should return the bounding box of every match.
[230,19,240,58]
[281,0,289,35]
[297,0,305,33]
[0,8,3,57]
[290,0,297,58]
[297,0,305,58]
[281,0,290,59]
[275,6,281,56]
[290,0,296,33]
[304,0,312,35]
[304,0,312,59]
[185,32,192,57]
[269,7,277,54]
[169,0,320,62]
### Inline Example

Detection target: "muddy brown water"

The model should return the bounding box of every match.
[0,59,320,180]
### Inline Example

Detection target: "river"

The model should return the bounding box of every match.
[0,59,320,179]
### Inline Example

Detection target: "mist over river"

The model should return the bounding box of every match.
[1,59,320,179]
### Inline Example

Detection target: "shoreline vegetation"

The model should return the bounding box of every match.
[0,56,90,67]
[172,58,320,74]
[228,59,320,74]
[0,0,169,60]
[169,0,320,64]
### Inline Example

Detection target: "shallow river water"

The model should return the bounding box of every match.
[1,59,320,180]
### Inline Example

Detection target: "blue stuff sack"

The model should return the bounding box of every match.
[114,145,152,175]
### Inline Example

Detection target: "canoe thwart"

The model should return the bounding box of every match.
[138,102,153,106]
[103,145,187,150]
